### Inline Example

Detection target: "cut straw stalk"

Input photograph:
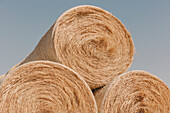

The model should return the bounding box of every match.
[0,61,97,113]
[0,74,5,84]
[94,70,170,113]
[10,5,134,89]
[0,74,5,79]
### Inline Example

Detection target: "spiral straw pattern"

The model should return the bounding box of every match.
[19,5,134,89]
[94,70,170,113]
[0,61,97,113]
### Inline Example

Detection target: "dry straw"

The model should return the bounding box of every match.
[0,74,5,79]
[0,74,5,84]
[0,61,97,113]
[94,70,170,113]
[11,5,134,89]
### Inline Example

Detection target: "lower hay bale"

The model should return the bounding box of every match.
[0,61,97,113]
[94,70,170,113]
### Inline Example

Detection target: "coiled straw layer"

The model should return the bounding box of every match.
[0,61,97,113]
[18,5,134,89]
[94,70,170,113]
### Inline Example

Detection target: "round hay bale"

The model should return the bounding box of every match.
[13,5,134,89]
[0,61,97,113]
[94,70,170,113]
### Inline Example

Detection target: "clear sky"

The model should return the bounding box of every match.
[0,0,169,87]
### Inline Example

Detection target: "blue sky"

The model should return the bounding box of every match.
[0,0,170,86]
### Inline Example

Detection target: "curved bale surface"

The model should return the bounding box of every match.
[18,5,134,89]
[94,70,170,113]
[0,61,97,113]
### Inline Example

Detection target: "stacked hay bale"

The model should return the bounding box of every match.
[0,5,169,113]
[94,71,170,113]
[9,5,134,90]
[0,61,97,113]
